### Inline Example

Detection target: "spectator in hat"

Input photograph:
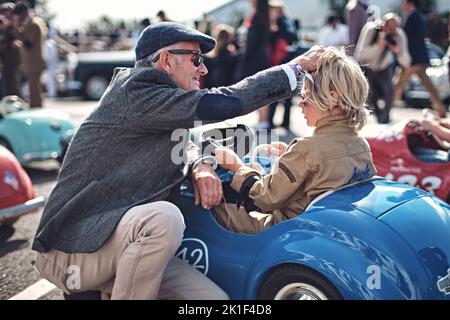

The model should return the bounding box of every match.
[12,1,47,108]
[31,21,324,300]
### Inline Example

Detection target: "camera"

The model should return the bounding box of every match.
[385,34,397,46]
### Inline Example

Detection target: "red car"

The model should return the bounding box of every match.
[367,120,450,203]
[0,146,44,226]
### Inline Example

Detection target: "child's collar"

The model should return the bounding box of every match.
[314,114,355,135]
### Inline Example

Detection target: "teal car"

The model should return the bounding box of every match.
[0,96,76,165]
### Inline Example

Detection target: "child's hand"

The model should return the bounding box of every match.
[269,142,288,157]
[213,147,244,173]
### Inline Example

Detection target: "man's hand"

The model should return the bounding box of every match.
[214,147,244,173]
[289,46,325,72]
[192,164,223,210]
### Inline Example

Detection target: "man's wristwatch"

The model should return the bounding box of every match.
[288,64,305,79]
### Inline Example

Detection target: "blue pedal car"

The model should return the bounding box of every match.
[176,126,450,300]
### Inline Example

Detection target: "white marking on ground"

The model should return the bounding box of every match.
[8,279,56,300]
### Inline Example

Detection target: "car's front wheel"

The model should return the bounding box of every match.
[83,75,110,100]
[258,264,342,300]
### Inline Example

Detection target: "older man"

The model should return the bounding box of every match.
[31,22,323,300]
[355,13,411,124]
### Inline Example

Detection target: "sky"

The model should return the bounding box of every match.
[47,0,230,31]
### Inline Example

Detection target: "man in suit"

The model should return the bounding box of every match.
[394,0,447,118]
[12,2,47,108]
[31,22,324,300]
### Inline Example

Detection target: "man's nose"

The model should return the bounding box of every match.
[199,62,208,76]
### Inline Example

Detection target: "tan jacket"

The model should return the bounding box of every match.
[17,16,47,74]
[231,115,377,221]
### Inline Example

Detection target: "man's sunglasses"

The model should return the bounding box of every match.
[152,49,205,67]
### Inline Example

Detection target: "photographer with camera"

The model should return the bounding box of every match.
[355,13,411,124]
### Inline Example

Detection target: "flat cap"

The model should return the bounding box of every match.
[135,22,216,61]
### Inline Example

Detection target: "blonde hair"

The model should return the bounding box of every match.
[302,47,369,131]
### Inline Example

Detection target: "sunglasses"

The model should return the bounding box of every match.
[152,49,205,67]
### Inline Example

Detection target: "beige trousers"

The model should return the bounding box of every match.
[33,201,228,300]
[394,64,447,118]
[27,71,43,108]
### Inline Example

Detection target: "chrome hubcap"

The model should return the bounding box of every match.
[274,283,328,300]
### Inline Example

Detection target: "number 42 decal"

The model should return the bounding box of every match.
[385,173,442,194]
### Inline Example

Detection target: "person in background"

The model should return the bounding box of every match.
[355,13,411,124]
[316,11,349,48]
[268,0,297,130]
[0,2,21,98]
[237,0,272,130]
[197,14,215,37]
[44,27,58,98]
[12,1,47,108]
[204,24,238,88]
[394,0,447,118]
[346,0,369,56]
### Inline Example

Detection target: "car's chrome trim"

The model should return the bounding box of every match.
[23,151,59,162]
[0,196,45,222]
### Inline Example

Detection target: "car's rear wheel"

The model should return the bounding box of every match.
[258,264,342,300]
[83,75,109,101]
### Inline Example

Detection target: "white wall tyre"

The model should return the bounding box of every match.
[258,264,342,300]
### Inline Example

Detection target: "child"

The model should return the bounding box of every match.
[213,47,377,234]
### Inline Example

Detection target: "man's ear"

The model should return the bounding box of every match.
[158,51,173,73]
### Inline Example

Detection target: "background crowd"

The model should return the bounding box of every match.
[1,0,449,125]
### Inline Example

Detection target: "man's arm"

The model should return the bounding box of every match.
[126,47,324,132]
[355,23,383,63]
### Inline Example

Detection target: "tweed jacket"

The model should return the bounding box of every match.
[32,65,293,253]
